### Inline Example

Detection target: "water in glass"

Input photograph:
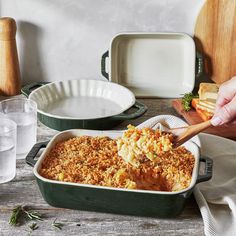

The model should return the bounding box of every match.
[7,112,37,155]
[0,119,16,184]
[0,138,16,183]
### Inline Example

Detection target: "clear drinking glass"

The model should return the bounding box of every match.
[0,98,37,158]
[0,118,17,183]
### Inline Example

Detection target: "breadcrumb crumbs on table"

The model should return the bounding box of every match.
[39,135,195,192]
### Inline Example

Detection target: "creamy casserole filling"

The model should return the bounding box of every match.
[40,127,195,192]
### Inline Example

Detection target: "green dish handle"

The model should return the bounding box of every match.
[196,156,213,184]
[112,101,147,120]
[102,50,203,79]
[101,50,109,79]
[26,141,49,167]
[21,82,49,97]
[196,51,204,78]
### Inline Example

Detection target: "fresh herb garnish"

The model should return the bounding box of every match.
[52,218,63,230]
[25,210,43,221]
[9,206,23,226]
[29,222,39,231]
[9,205,43,226]
[10,206,65,231]
[182,93,198,111]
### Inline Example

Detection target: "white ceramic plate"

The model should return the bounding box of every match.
[103,33,196,98]
[28,79,136,119]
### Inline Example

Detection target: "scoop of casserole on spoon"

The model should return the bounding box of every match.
[117,121,212,167]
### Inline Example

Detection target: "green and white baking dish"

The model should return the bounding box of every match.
[26,116,212,217]
[21,79,147,131]
[101,32,203,97]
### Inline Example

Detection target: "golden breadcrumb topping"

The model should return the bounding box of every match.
[40,130,195,192]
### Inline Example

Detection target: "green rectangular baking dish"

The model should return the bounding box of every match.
[26,127,212,218]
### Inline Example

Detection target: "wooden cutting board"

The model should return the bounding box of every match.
[172,99,236,140]
[194,0,236,84]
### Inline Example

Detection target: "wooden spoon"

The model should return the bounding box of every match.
[171,120,212,147]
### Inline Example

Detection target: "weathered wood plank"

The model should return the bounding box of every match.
[0,210,204,236]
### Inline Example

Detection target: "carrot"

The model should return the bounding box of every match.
[196,108,213,121]
[190,98,213,121]
[191,98,199,110]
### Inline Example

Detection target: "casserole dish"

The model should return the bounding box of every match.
[101,32,203,97]
[26,115,212,217]
[21,79,147,131]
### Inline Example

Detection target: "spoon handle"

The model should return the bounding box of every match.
[174,120,212,147]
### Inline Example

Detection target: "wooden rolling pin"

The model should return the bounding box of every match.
[0,17,21,96]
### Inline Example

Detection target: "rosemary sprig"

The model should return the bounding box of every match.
[10,206,65,231]
[9,205,43,226]
[24,210,43,221]
[9,206,23,226]
[29,222,38,231]
[52,218,63,230]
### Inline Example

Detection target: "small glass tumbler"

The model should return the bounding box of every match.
[0,98,37,158]
[0,118,17,183]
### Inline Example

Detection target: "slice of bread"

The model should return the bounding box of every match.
[196,102,215,113]
[198,83,219,100]
[198,99,216,111]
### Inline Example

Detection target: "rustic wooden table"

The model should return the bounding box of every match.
[0,98,204,236]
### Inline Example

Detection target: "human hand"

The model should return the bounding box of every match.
[211,76,236,126]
